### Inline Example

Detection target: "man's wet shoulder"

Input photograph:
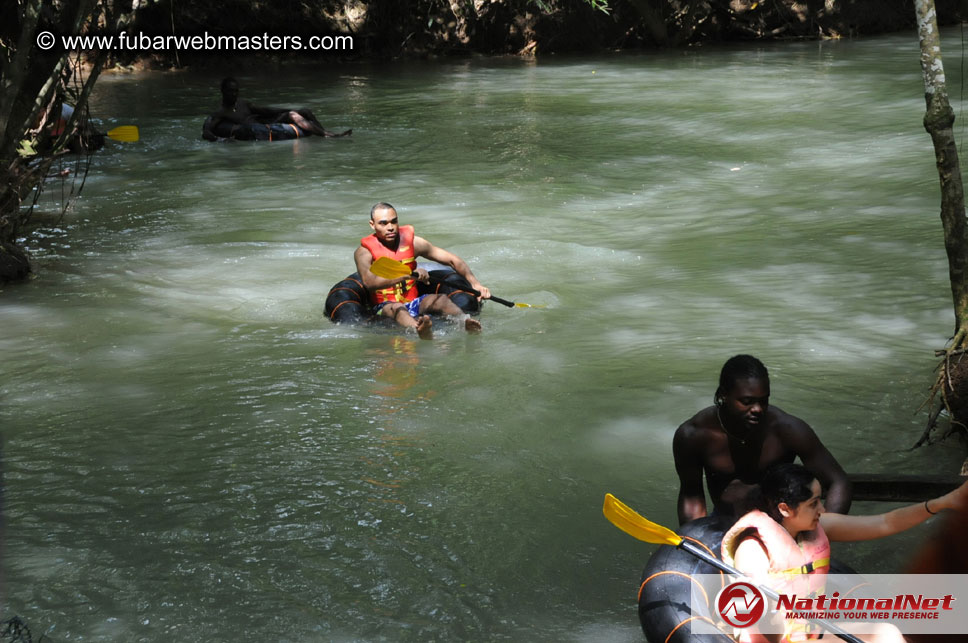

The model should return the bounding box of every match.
[767,406,814,435]
[675,407,720,438]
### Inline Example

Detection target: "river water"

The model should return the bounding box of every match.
[2,30,966,642]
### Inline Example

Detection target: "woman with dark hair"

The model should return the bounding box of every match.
[721,463,968,643]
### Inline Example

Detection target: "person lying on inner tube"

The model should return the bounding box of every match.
[201,76,351,141]
[354,202,490,340]
[723,462,968,643]
[673,355,851,525]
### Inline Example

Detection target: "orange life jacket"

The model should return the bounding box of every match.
[360,225,418,305]
[721,510,831,643]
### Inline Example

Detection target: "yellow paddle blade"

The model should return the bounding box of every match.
[106,125,139,142]
[370,256,413,279]
[602,493,683,547]
[513,302,546,308]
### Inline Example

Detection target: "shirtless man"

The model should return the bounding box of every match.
[202,77,350,140]
[673,354,851,525]
[354,203,489,339]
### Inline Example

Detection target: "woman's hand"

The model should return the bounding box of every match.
[932,479,968,513]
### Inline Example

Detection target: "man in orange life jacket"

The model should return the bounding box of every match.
[354,202,490,340]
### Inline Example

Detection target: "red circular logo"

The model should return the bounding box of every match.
[716,581,767,628]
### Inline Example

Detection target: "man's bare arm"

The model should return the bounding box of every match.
[673,424,708,525]
[785,418,852,514]
[413,236,490,299]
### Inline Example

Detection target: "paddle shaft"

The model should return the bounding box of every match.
[677,540,863,643]
[417,271,515,308]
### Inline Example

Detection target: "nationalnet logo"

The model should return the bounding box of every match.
[691,574,968,636]
[716,581,767,628]
[775,591,955,621]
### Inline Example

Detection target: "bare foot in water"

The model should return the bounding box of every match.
[464,317,482,334]
[416,315,434,340]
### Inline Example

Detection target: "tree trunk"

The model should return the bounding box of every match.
[914,1,968,465]
[916,0,968,338]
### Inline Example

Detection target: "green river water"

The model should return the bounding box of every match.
[1,30,966,642]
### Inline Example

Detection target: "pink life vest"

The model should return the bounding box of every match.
[721,510,831,642]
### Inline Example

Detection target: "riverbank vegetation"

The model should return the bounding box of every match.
[1,0,117,282]
[108,0,965,64]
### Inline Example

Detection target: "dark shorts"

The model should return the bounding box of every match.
[374,296,425,319]
[249,122,308,140]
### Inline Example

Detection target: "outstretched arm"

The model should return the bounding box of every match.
[413,236,491,300]
[821,480,968,542]
[786,417,852,514]
[673,424,707,525]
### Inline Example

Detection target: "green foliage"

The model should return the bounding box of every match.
[533,0,610,13]
[585,0,611,13]
[16,139,37,158]
[0,0,120,274]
